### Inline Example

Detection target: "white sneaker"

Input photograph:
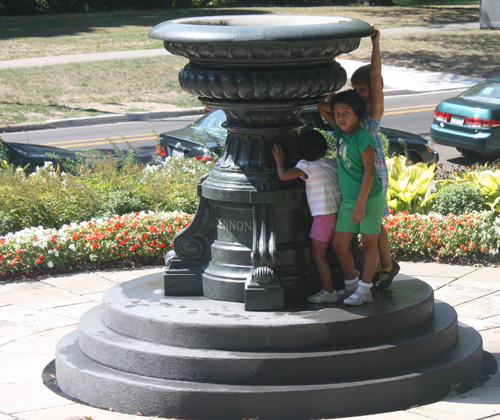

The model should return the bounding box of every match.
[343,291,373,306]
[307,289,341,303]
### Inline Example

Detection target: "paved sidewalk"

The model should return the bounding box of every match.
[0,262,498,420]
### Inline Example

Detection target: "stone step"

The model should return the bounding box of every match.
[55,323,483,420]
[101,274,435,350]
[78,301,458,385]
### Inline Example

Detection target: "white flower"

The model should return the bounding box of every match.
[69,244,75,250]
[47,261,54,268]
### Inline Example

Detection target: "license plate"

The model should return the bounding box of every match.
[450,115,465,125]
[173,148,185,158]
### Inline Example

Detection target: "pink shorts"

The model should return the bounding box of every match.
[310,213,338,243]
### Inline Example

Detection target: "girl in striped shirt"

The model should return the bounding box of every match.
[272,130,342,304]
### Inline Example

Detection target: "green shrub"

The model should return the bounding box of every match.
[0,210,19,235]
[92,190,147,219]
[0,151,212,235]
[431,182,488,215]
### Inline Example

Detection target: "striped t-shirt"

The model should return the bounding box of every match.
[295,157,341,216]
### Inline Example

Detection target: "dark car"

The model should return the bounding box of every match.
[158,108,439,165]
[430,76,500,155]
[0,139,78,173]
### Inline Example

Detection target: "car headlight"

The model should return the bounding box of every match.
[425,140,435,153]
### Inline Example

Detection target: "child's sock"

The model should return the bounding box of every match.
[351,280,373,299]
[379,265,393,283]
[344,277,359,293]
[337,276,358,298]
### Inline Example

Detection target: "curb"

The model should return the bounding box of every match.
[0,107,205,133]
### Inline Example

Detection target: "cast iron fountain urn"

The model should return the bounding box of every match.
[149,15,374,310]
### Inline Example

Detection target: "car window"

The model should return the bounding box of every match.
[460,80,500,105]
[190,110,227,136]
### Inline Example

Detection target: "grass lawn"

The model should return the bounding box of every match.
[0,2,491,126]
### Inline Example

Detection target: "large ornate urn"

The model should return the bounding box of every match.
[149,15,372,310]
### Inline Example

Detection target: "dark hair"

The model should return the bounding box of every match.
[330,89,367,121]
[298,130,328,161]
[351,64,384,88]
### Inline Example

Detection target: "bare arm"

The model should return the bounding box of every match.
[352,146,376,223]
[317,101,336,128]
[272,144,305,181]
[368,25,384,122]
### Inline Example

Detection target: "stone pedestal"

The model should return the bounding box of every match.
[54,272,484,419]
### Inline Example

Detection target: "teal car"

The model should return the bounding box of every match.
[430,77,500,155]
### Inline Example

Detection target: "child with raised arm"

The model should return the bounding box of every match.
[318,25,399,291]
[330,90,385,306]
[272,130,341,303]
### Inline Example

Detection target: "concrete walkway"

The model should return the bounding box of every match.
[0,262,499,420]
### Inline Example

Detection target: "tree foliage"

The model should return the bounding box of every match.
[0,0,396,17]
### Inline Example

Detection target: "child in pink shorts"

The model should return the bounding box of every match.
[272,130,342,304]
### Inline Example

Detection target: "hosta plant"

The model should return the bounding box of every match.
[386,156,436,215]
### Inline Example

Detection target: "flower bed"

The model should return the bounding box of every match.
[2,153,500,281]
[2,208,500,281]
[0,211,193,279]
[385,210,500,263]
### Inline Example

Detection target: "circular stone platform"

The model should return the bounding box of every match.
[54,271,484,420]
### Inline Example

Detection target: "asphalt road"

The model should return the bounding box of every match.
[1,90,490,171]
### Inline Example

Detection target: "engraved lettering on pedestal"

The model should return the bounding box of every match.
[217,218,253,232]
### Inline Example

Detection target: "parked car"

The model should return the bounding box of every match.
[158,108,439,165]
[0,139,78,173]
[430,76,500,155]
